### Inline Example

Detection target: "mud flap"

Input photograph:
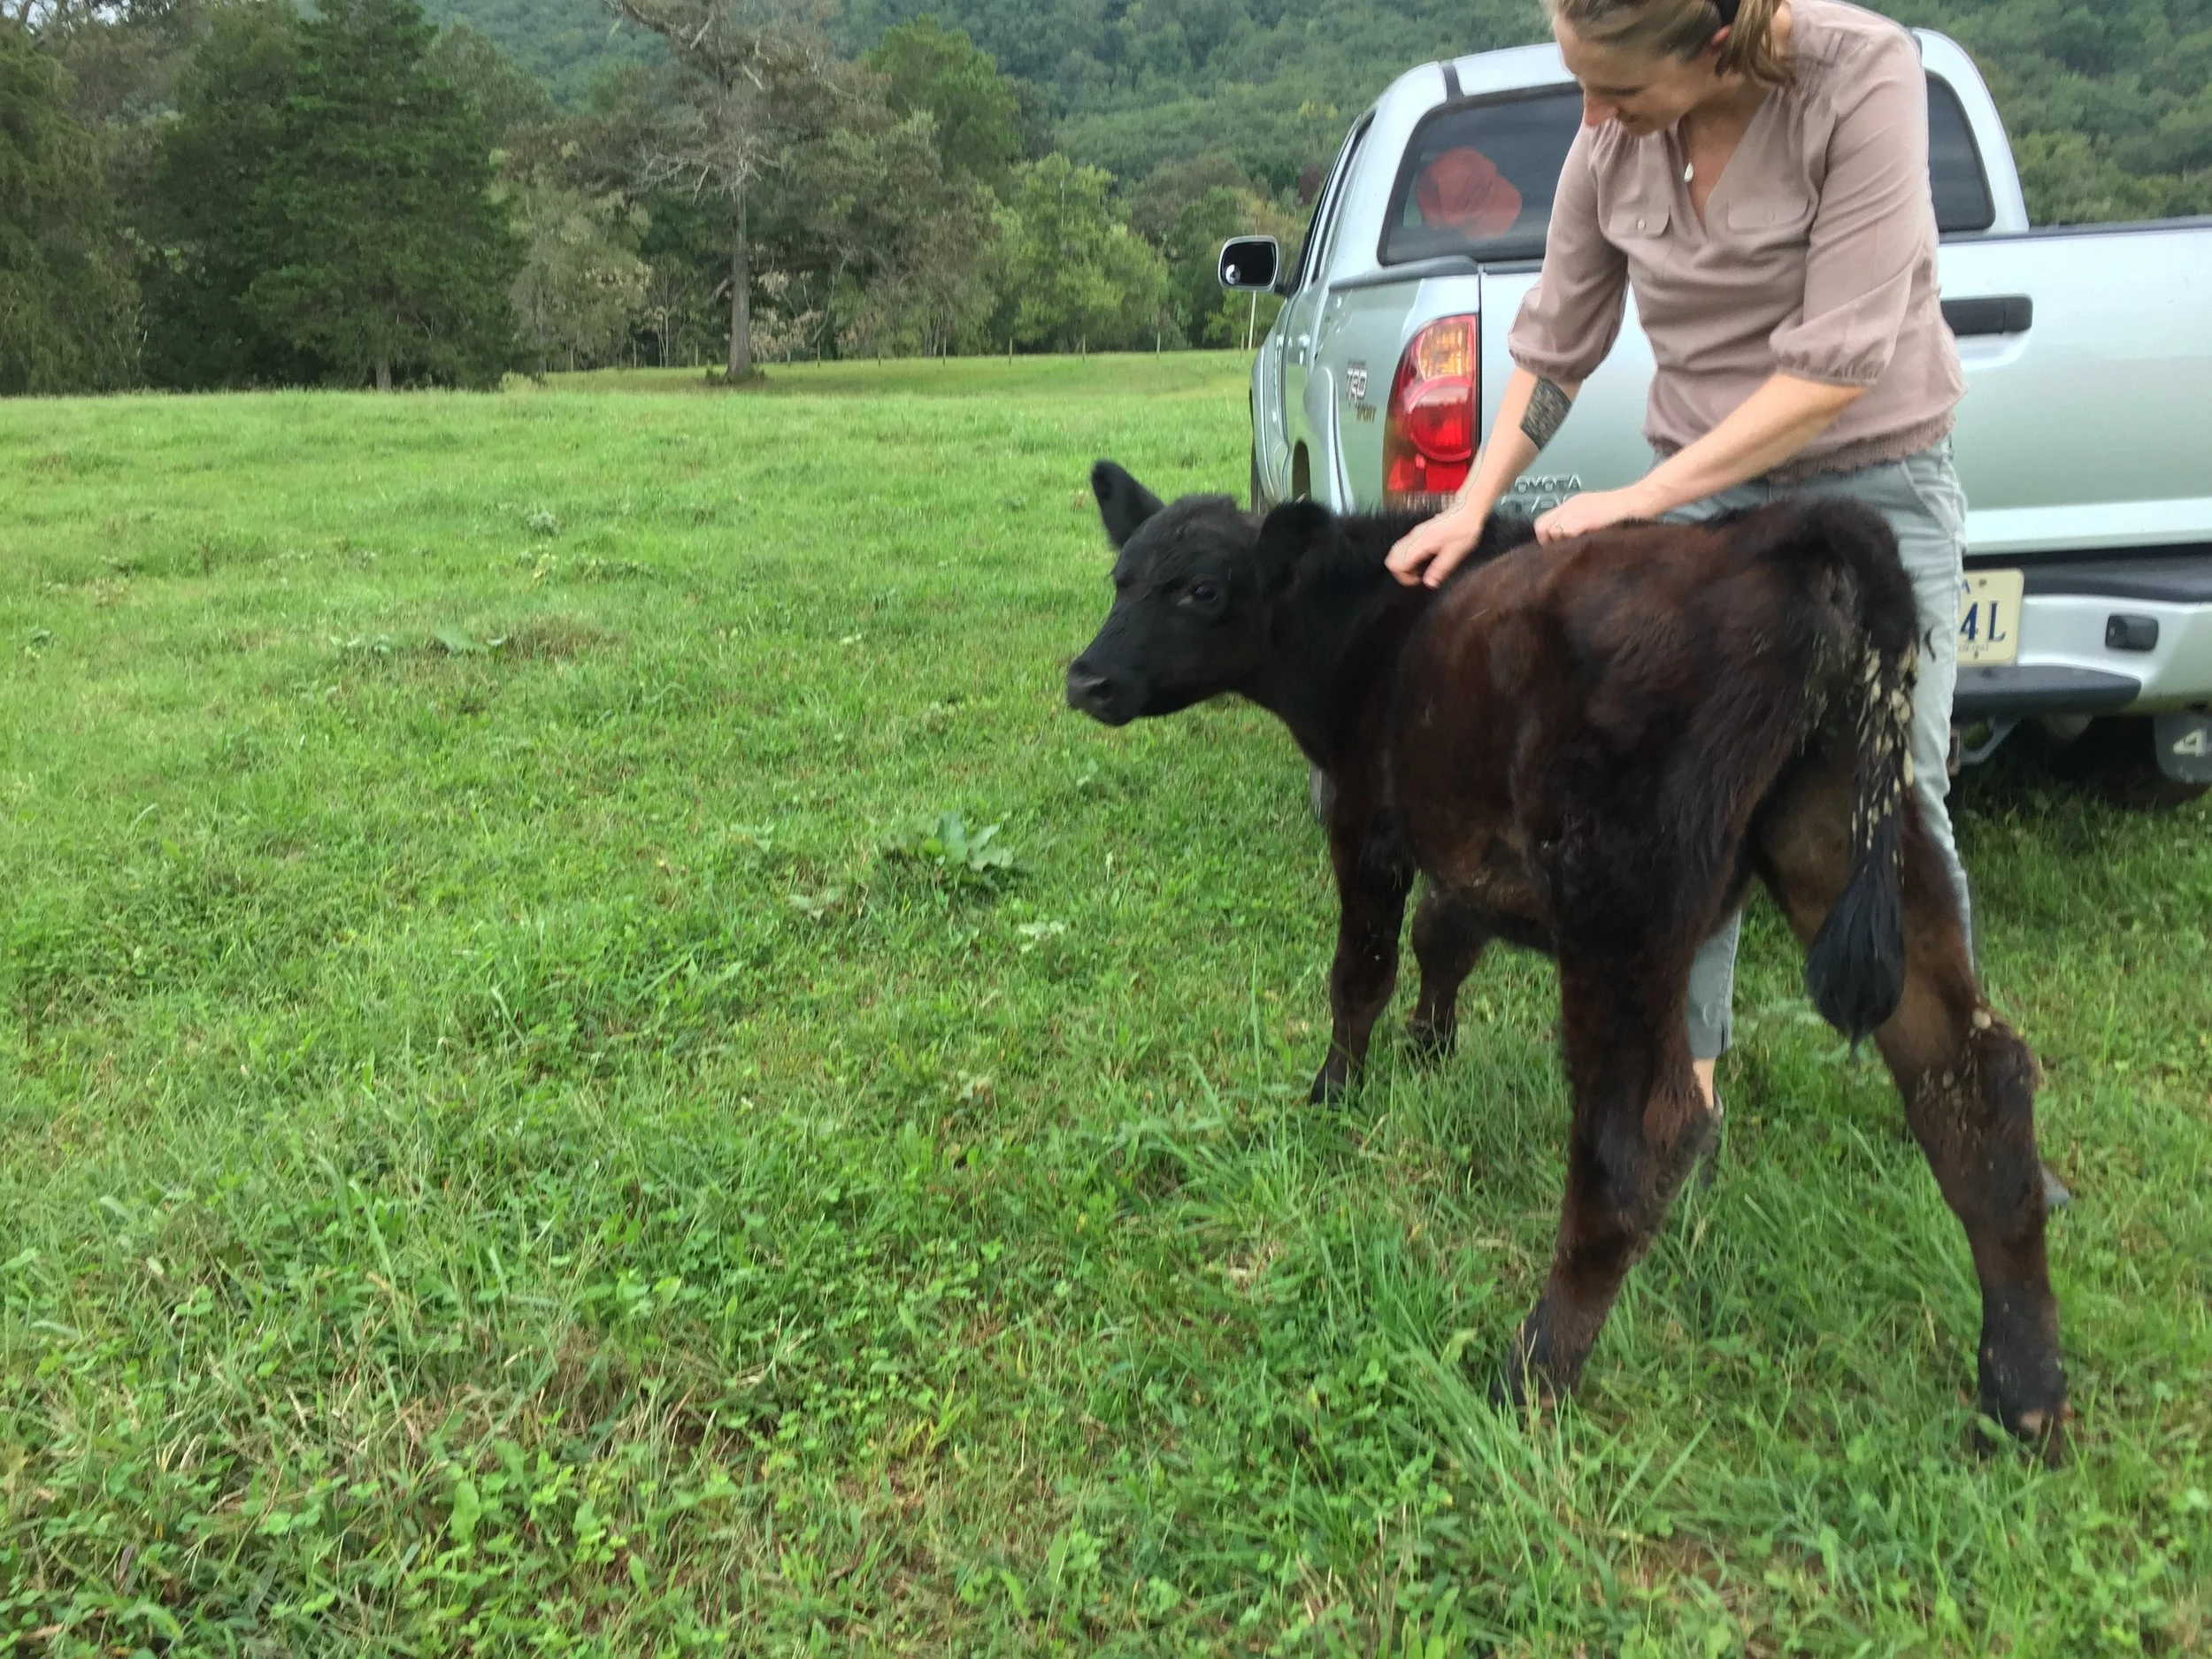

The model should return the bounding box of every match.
[2153,714,2212,784]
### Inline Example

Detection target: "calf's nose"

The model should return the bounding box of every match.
[1064,658,1117,716]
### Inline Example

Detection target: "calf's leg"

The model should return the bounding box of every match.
[1499,952,1717,1404]
[1757,764,2068,1460]
[1407,885,1489,1062]
[1902,1009,2065,1455]
[1312,830,1415,1102]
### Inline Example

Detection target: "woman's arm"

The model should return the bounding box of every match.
[1533,371,1865,541]
[1386,365,1583,586]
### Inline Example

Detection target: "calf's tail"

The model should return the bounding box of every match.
[1799,504,1922,1044]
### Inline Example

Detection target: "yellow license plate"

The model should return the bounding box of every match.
[1958,569,2024,666]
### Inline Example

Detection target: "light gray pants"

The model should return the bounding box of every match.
[1664,439,1974,1059]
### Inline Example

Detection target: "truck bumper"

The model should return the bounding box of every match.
[1955,549,2212,719]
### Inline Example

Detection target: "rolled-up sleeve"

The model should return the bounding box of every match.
[1509,122,1629,383]
[1770,35,1932,387]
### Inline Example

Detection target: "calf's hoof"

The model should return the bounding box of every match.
[1978,1295,2070,1466]
[1309,1064,1349,1105]
[1486,1356,1549,1415]
[1978,1364,2070,1467]
[1992,1404,2071,1467]
[1486,1311,1585,1414]
[1405,1016,1456,1065]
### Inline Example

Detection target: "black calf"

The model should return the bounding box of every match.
[1067,461,2069,1460]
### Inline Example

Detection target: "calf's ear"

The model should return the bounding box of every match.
[1092,461,1164,548]
[1255,499,1332,590]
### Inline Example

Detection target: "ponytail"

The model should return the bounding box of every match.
[1714,0,1792,87]
[1548,0,1795,89]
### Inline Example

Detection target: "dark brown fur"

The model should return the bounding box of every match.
[1066,461,2068,1460]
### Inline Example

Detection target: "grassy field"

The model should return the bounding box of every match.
[2,355,2208,1655]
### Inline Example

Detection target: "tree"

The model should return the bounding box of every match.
[507,177,651,373]
[249,0,519,389]
[1162,181,1294,348]
[1000,153,1166,355]
[1125,150,1263,245]
[599,0,856,380]
[763,105,1002,357]
[407,0,660,104]
[864,15,1022,193]
[427,21,557,146]
[837,124,1005,356]
[2012,129,2176,227]
[0,21,136,393]
[631,180,729,366]
[24,0,200,133]
[492,66,740,368]
[1118,150,1296,347]
[138,0,315,388]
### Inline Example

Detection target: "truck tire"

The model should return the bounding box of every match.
[2059,716,2210,810]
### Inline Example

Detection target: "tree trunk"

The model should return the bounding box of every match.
[727,196,752,381]
[375,356,392,393]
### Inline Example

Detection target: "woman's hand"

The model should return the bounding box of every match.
[1533,485,1658,545]
[1386,504,1489,588]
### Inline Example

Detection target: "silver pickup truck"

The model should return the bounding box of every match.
[1218,31,2212,800]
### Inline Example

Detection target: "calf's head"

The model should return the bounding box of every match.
[1067,461,1309,726]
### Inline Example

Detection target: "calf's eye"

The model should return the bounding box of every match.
[1187,582,1220,605]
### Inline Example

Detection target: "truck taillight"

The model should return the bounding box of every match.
[1383,314,1478,509]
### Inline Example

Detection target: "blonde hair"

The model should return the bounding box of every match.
[1548,0,1794,88]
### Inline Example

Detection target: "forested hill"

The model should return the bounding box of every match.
[838,0,1530,188]
[427,0,2212,220]
[418,0,657,103]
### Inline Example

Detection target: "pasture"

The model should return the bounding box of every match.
[2,355,2208,1654]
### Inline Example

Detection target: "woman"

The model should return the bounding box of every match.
[1386,0,1977,1120]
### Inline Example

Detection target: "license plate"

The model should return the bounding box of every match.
[2155,715,2212,783]
[1958,569,2024,666]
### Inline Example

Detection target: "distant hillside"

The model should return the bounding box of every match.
[419,0,657,104]
[425,0,2212,219]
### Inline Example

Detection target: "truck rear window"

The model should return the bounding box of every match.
[1379,73,1996,266]
[1927,78,1995,234]
[1381,89,1582,266]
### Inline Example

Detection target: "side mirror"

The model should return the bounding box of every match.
[1218,236,1281,294]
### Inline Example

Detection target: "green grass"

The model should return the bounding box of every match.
[3,355,2208,1655]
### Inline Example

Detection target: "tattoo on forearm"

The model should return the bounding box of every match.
[1520,377,1573,450]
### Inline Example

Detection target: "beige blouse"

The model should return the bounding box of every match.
[1507,0,1965,481]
